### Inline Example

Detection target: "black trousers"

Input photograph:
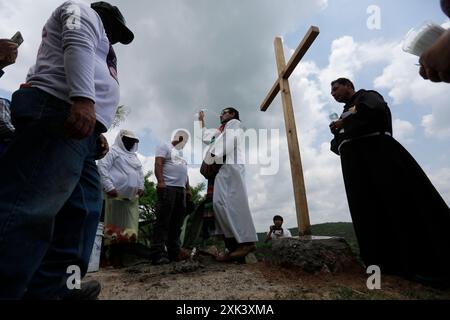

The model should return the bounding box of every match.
[150,186,186,260]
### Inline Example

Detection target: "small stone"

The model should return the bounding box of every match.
[245,253,258,265]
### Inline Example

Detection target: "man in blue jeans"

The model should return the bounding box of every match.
[0,1,134,300]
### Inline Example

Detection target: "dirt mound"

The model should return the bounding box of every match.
[85,252,450,300]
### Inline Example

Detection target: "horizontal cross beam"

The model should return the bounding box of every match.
[260,26,320,112]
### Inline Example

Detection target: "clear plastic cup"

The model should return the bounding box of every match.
[329,112,339,121]
[403,22,446,57]
[195,108,207,120]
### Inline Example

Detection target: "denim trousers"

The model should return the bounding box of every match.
[0,87,102,299]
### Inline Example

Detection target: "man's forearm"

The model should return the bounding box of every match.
[155,164,165,184]
[265,230,274,242]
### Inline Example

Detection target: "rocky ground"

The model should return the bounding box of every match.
[85,244,450,300]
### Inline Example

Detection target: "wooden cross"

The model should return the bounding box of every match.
[260,26,320,236]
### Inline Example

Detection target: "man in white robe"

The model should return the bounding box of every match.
[202,107,258,260]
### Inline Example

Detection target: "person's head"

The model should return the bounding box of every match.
[273,215,284,228]
[91,2,134,45]
[120,130,139,151]
[171,129,189,150]
[330,78,355,103]
[220,107,240,124]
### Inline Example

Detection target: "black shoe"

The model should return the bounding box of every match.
[63,280,101,300]
[152,256,170,265]
[409,274,450,290]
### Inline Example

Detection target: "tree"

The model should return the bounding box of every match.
[137,171,206,246]
[111,105,130,128]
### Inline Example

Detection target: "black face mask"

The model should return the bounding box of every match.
[122,136,137,151]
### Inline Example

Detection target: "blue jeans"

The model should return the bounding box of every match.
[0,87,102,299]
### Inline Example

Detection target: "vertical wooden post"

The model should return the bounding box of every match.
[274,37,311,235]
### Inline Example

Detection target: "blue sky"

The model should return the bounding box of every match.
[0,0,448,231]
[285,0,449,170]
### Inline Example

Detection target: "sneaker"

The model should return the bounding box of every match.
[409,273,450,290]
[229,244,256,258]
[63,280,101,300]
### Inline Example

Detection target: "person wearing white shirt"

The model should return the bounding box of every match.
[265,215,292,243]
[0,1,133,300]
[98,130,144,268]
[203,107,258,261]
[150,130,192,265]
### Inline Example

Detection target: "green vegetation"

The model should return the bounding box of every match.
[137,172,205,247]
[310,222,360,258]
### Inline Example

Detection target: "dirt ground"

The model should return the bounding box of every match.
[85,252,450,300]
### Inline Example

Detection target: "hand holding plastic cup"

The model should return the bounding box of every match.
[195,108,207,120]
[329,112,339,121]
[403,22,446,57]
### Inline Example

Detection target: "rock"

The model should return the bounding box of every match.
[198,245,219,257]
[170,260,202,274]
[266,236,361,273]
[245,253,258,265]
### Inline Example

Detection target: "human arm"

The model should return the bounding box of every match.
[198,110,205,129]
[0,99,15,140]
[95,134,109,160]
[59,2,102,139]
[419,30,450,83]
[97,149,118,197]
[197,111,218,144]
[265,227,275,243]
[155,143,170,190]
[185,176,192,201]
[155,157,166,190]
[137,159,145,197]
[336,91,390,138]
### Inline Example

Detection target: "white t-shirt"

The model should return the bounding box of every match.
[268,227,292,240]
[155,143,188,188]
[26,1,120,129]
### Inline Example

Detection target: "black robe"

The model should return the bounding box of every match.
[331,89,450,286]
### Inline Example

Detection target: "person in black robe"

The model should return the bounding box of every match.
[329,78,450,288]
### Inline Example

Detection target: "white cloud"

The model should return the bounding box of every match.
[2,1,448,233]
[373,43,450,139]
[429,167,450,207]
[393,118,415,144]
[317,37,396,100]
